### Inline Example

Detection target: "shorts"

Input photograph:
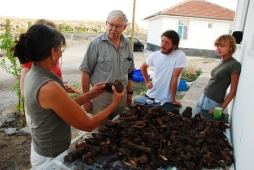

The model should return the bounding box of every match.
[196,94,221,110]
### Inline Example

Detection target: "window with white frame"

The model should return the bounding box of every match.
[178,20,189,40]
[208,22,213,29]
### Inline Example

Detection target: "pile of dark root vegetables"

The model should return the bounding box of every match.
[64,104,234,170]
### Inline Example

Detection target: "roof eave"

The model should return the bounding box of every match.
[143,12,162,20]
[144,14,234,21]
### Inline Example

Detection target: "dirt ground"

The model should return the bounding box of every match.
[0,110,85,170]
[0,83,149,170]
[0,115,32,170]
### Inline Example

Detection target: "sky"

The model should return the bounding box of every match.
[0,0,238,29]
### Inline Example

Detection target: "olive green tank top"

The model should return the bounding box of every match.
[204,57,241,103]
[24,64,71,157]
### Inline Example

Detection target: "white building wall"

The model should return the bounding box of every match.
[231,0,254,169]
[181,18,232,50]
[147,16,233,51]
[161,17,179,36]
[147,17,179,46]
[233,0,249,31]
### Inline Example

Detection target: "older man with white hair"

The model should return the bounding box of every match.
[79,10,135,123]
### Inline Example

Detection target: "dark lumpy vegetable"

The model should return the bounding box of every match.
[104,79,124,93]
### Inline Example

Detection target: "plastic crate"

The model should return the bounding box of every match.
[134,72,142,76]
[133,69,142,74]
[178,80,187,91]
[132,69,150,82]
[133,75,144,82]
[133,75,150,82]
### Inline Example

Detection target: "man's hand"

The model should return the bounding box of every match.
[172,100,182,106]
[126,94,132,106]
[146,81,153,89]
[64,83,80,94]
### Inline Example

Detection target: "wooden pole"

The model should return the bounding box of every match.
[131,0,136,51]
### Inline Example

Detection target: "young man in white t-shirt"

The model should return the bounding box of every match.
[140,30,187,106]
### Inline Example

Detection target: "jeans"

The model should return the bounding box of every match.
[196,94,221,110]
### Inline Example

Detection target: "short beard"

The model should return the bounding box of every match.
[160,47,174,55]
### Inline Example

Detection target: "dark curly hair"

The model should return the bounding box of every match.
[161,30,180,50]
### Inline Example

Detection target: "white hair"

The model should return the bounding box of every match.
[107,10,128,24]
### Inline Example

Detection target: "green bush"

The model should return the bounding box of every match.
[0,19,25,116]
[181,64,203,82]
[69,82,83,98]
[132,82,147,98]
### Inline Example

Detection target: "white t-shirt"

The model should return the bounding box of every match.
[146,50,187,102]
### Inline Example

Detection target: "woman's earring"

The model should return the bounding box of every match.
[52,57,55,60]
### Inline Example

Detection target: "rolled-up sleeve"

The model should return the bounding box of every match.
[79,41,98,74]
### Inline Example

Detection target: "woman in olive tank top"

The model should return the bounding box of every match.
[11,24,125,169]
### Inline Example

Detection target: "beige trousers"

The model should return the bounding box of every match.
[92,92,127,124]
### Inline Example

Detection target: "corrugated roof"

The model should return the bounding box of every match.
[144,0,235,21]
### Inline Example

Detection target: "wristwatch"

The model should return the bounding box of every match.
[127,91,133,95]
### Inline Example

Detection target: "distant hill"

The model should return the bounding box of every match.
[0,15,147,35]
[0,15,147,46]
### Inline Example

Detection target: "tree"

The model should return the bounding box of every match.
[27,22,32,30]
[83,27,87,32]
[0,19,25,117]
[77,27,83,32]
[59,23,66,33]
[5,19,11,33]
[65,25,73,32]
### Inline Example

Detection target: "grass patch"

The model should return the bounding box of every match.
[176,92,185,101]
[132,82,147,99]
[181,64,203,82]
[69,82,83,98]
